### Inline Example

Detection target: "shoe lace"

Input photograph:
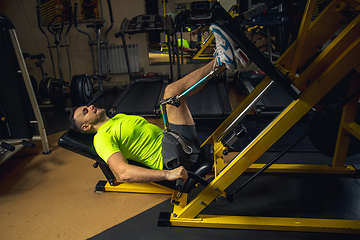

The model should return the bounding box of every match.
[213,48,224,69]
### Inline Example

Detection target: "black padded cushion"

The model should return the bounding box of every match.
[58,129,152,168]
[58,129,105,164]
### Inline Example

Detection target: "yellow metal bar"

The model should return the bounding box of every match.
[332,70,360,167]
[277,0,351,73]
[202,76,273,146]
[246,163,356,174]
[193,34,215,60]
[163,0,166,17]
[293,13,360,91]
[213,141,227,176]
[104,182,173,194]
[193,3,238,60]
[343,0,360,10]
[170,215,360,234]
[290,0,317,74]
[344,122,360,140]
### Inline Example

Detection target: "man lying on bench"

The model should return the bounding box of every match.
[67,24,250,185]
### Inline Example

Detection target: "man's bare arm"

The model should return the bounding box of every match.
[107,152,188,183]
[181,46,198,54]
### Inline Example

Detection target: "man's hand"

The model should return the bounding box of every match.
[166,166,188,182]
[108,152,189,183]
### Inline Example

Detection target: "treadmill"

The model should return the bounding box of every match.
[110,14,174,117]
[187,75,232,119]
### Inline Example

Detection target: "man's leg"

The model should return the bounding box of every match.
[164,23,250,126]
[189,26,203,42]
[163,59,214,125]
[161,24,250,170]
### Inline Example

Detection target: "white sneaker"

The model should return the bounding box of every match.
[210,24,250,71]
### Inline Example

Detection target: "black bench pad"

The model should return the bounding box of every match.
[58,129,104,163]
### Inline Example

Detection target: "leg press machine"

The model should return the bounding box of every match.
[59,0,360,234]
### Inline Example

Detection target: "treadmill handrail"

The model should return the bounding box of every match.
[115,17,128,38]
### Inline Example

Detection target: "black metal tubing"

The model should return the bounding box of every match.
[47,15,64,37]
[121,31,133,81]
[73,3,92,41]
[105,0,114,39]
[237,0,284,22]
[98,163,117,186]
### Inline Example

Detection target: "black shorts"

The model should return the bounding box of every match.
[161,123,200,170]
[189,41,199,49]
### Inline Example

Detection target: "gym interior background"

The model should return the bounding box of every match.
[0,0,233,88]
[1,0,360,239]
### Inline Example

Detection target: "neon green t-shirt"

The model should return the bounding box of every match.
[93,114,164,170]
[178,39,190,49]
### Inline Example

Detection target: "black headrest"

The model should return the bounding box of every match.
[58,129,105,164]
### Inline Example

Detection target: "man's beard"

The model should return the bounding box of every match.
[89,109,107,125]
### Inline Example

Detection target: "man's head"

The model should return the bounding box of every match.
[69,105,108,133]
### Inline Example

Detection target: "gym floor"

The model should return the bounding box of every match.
[1,68,360,239]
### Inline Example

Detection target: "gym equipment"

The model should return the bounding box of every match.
[242,11,291,61]
[57,0,360,234]
[31,53,53,103]
[240,70,293,115]
[0,14,50,165]
[186,74,232,119]
[71,0,114,107]
[24,52,59,106]
[156,0,360,233]
[36,5,73,111]
[174,3,240,62]
[22,53,40,98]
[109,14,174,117]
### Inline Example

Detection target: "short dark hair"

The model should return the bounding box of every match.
[69,107,83,133]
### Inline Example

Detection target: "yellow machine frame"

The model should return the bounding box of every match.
[165,0,360,234]
[102,0,360,234]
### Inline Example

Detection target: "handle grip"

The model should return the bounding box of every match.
[21,140,35,149]
[73,3,92,41]
[175,178,183,190]
[1,142,15,151]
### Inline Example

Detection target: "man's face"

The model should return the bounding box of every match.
[74,105,107,131]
